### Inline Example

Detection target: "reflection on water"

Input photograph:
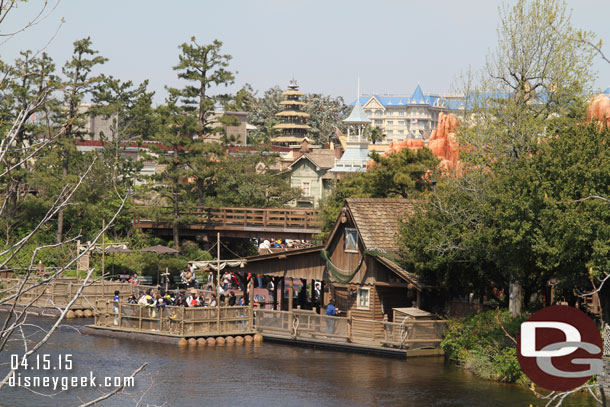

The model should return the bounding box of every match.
[0,315,595,407]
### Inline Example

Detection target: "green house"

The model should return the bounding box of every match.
[288,150,337,208]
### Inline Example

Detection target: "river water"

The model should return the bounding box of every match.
[0,315,595,407]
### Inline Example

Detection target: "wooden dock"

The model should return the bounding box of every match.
[93,299,256,338]
[253,309,447,358]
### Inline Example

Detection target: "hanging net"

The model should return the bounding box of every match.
[320,249,364,284]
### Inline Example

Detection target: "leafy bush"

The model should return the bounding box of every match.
[441,309,528,383]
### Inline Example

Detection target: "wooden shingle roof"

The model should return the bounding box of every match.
[345,198,415,252]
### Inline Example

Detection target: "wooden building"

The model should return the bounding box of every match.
[243,198,426,338]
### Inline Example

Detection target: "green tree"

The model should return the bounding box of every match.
[148,95,200,248]
[90,76,155,191]
[319,147,439,235]
[167,37,235,136]
[446,0,596,315]
[0,50,57,241]
[368,126,384,145]
[305,93,349,145]
[54,37,107,243]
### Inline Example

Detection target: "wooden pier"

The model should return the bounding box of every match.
[92,299,255,338]
[253,308,447,357]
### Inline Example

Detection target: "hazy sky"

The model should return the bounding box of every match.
[1,0,609,104]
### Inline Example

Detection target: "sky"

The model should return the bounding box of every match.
[1,0,609,105]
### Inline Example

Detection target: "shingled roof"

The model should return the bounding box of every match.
[345,198,415,252]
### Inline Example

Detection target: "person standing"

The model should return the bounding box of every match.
[113,290,120,326]
[325,299,340,334]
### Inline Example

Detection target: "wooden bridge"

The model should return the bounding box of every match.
[133,206,322,240]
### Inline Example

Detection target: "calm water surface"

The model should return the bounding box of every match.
[0,315,595,407]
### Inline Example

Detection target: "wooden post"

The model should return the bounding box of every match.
[288,278,294,312]
[280,278,285,311]
[138,305,142,331]
[248,278,254,331]
[118,302,122,328]
[347,310,352,343]
[383,314,388,342]
[101,219,105,277]
[272,277,279,311]
[180,306,185,336]
[216,232,221,335]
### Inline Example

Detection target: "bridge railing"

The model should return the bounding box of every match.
[134,206,321,230]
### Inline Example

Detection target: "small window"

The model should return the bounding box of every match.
[374,120,383,125]
[386,121,393,125]
[375,111,383,116]
[386,130,393,135]
[387,111,393,116]
[398,130,404,134]
[357,287,370,309]
[344,228,358,253]
[301,181,310,197]
[398,120,405,125]
[398,111,405,116]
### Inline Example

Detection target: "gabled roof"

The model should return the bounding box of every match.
[345,198,415,252]
[288,150,336,170]
[411,85,425,103]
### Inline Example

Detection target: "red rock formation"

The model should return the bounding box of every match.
[587,94,610,128]
[367,112,461,174]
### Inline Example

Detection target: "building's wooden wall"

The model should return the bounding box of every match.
[376,286,416,322]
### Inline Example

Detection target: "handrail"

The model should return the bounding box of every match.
[133,205,322,230]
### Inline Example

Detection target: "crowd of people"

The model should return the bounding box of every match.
[255,238,312,251]
[118,288,244,310]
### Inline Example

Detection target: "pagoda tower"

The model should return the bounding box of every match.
[273,80,312,140]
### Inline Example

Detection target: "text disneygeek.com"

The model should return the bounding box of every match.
[8,354,135,391]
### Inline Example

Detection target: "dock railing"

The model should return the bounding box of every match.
[0,277,155,310]
[94,299,253,337]
[254,309,447,349]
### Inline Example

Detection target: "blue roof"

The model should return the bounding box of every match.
[603,87,610,95]
[411,85,425,103]
[344,99,372,123]
[353,85,447,108]
[329,146,370,173]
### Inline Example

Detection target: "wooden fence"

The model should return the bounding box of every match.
[134,206,321,230]
[254,309,448,350]
[94,300,254,337]
[0,277,154,310]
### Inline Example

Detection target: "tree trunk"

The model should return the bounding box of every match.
[56,160,68,244]
[509,281,523,317]
[172,191,179,249]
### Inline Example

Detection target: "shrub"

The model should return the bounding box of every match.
[441,309,528,383]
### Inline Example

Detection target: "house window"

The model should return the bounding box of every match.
[386,121,393,125]
[375,111,383,116]
[357,287,370,309]
[387,111,393,116]
[301,181,310,197]
[344,228,358,253]
[398,111,405,116]
[386,130,393,135]
[398,130,404,134]
[398,120,405,125]
[374,120,382,125]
